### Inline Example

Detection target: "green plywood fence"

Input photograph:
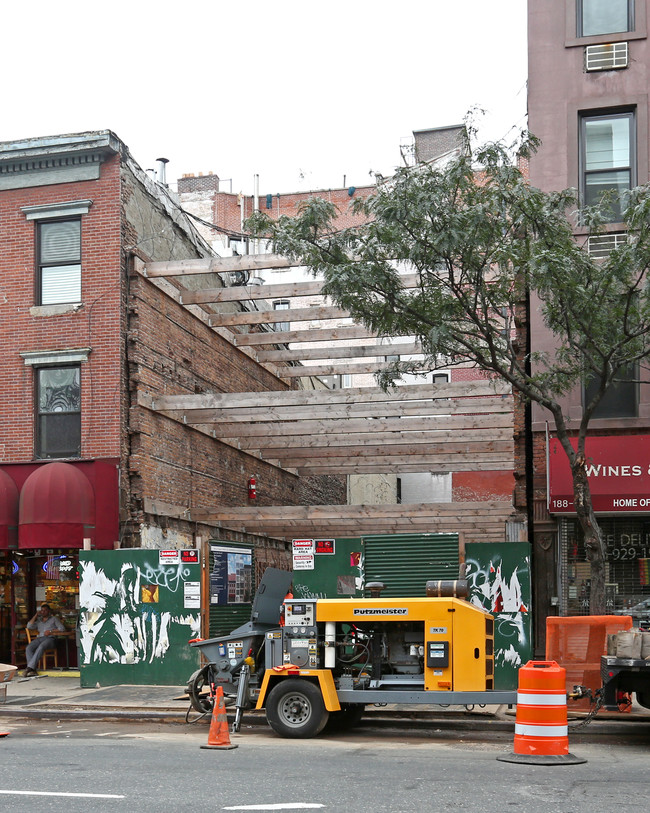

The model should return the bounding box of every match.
[465,542,533,690]
[78,549,201,687]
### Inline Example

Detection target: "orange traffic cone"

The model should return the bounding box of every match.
[200,686,238,750]
[498,660,586,765]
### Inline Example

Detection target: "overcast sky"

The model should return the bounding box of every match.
[3,1,527,194]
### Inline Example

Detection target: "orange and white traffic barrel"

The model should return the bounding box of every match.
[498,660,586,765]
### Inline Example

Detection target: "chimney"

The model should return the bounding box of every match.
[156,157,170,186]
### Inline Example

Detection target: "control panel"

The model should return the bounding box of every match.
[282,600,319,668]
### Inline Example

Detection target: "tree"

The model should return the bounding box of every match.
[247,133,650,614]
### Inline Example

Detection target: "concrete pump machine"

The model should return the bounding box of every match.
[187,568,517,737]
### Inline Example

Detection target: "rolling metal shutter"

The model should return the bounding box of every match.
[362,533,459,597]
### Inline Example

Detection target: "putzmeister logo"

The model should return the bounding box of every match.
[353,607,408,616]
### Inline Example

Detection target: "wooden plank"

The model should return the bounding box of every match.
[287,461,513,474]
[256,342,423,363]
[270,453,512,468]
[208,304,351,327]
[277,361,430,378]
[234,325,378,346]
[144,380,510,411]
[159,399,512,424]
[201,412,513,438]
[263,441,513,461]
[143,254,299,277]
[237,428,513,450]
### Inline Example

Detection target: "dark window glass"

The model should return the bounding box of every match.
[38,219,81,305]
[581,112,634,222]
[36,366,81,458]
[579,0,632,37]
[584,364,637,418]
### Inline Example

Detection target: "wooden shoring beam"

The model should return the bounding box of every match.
[208,304,351,327]
[196,411,513,438]
[233,325,378,346]
[255,342,423,363]
[143,254,300,277]
[263,441,513,462]
[234,428,514,451]
[277,361,431,378]
[145,380,510,411]
[176,274,421,305]
[154,398,513,424]
[284,461,513,474]
[142,499,511,522]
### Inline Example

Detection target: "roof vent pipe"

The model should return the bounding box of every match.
[156,157,169,187]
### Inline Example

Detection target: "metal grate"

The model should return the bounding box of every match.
[587,231,627,259]
[560,516,650,616]
[585,42,629,72]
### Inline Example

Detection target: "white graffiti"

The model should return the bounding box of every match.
[78,561,198,666]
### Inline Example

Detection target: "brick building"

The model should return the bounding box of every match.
[525,0,650,641]
[0,131,344,667]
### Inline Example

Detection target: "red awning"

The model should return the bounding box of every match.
[19,462,95,549]
[0,469,19,550]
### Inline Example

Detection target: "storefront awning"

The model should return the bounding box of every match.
[19,462,95,549]
[0,469,19,550]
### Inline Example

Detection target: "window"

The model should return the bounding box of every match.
[579,0,633,37]
[583,364,637,418]
[36,366,81,458]
[37,219,81,305]
[273,300,290,333]
[581,111,634,221]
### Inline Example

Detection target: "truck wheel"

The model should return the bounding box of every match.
[266,679,329,738]
[187,666,213,714]
[323,703,365,732]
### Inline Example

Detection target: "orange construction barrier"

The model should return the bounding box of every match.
[498,660,586,765]
[200,686,238,751]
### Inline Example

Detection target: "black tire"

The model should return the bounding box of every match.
[323,703,365,733]
[265,679,329,738]
[187,666,213,714]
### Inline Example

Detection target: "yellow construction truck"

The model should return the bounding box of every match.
[188,568,517,737]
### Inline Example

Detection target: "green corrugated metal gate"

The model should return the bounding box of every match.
[362,533,459,597]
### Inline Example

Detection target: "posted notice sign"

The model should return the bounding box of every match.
[292,538,315,571]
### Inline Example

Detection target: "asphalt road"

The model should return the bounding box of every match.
[1,718,650,813]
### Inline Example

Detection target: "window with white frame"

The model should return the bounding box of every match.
[581,111,635,222]
[37,219,81,305]
[273,300,290,333]
[579,0,633,37]
[35,365,82,459]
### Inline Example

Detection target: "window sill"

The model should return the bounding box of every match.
[565,30,646,48]
[30,303,83,317]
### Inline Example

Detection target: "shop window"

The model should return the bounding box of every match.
[562,517,650,616]
[36,365,81,459]
[580,110,635,222]
[583,363,637,418]
[578,0,633,37]
[37,219,82,305]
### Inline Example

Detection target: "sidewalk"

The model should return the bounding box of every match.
[2,672,650,729]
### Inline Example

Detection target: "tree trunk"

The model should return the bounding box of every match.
[572,460,607,614]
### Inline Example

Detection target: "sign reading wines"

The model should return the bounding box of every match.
[548,435,650,513]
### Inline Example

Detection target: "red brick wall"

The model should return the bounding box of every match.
[0,155,123,463]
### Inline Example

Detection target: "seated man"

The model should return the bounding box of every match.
[24,604,65,677]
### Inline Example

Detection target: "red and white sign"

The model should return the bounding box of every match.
[159,549,181,564]
[292,539,315,570]
[548,435,650,513]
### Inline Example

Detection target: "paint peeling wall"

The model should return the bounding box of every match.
[79,550,200,686]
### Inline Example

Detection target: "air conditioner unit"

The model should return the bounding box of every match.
[585,42,628,72]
